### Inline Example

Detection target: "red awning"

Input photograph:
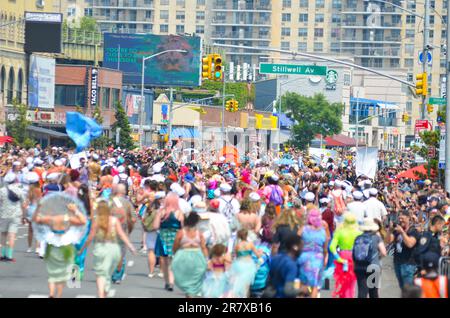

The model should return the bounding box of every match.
[0,136,13,144]
[322,134,363,147]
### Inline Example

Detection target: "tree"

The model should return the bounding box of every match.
[90,106,111,149]
[112,101,134,149]
[411,130,439,181]
[5,99,35,148]
[277,92,343,149]
[79,17,97,32]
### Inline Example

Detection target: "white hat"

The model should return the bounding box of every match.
[214,188,221,198]
[360,218,379,232]
[364,180,373,186]
[193,201,207,213]
[153,162,165,174]
[4,173,16,184]
[363,189,370,199]
[335,180,343,187]
[54,159,62,167]
[118,166,125,173]
[270,174,279,182]
[220,183,232,193]
[358,181,365,188]
[219,156,226,162]
[26,157,33,164]
[249,192,261,202]
[155,191,166,200]
[305,192,315,202]
[369,188,378,196]
[13,161,21,166]
[47,172,60,181]
[25,172,40,184]
[33,158,43,165]
[189,195,202,206]
[170,183,185,197]
[319,197,330,204]
[52,146,57,150]
[93,154,99,160]
[352,191,364,200]
[329,181,335,187]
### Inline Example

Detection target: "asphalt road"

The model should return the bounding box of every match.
[0,224,401,298]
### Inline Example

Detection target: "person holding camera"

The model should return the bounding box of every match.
[387,210,420,289]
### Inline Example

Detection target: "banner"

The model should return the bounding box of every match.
[309,148,337,163]
[125,94,143,117]
[65,112,103,152]
[28,54,55,109]
[356,147,378,179]
[69,151,87,169]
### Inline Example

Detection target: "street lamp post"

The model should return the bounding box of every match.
[139,49,187,148]
[445,0,450,194]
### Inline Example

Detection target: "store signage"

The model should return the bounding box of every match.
[90,68,99,106]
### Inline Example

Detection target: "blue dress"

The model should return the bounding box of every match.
[297,226,327,288]
[155,212,182,257]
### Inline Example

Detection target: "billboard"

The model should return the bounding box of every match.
[24,12,62,53]
[28,55,55,109]
[103,33,202,87]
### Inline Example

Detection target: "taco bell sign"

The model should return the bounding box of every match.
[90,68,99,106]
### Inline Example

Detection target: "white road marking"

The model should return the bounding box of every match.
[127,260,134,267]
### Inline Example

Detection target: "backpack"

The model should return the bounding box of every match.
[118,175,129,195]
[413,231,433,267]
[269,185,283,206]
[220,197,236,226]
[332,190,346,216]
[352,233,374,266]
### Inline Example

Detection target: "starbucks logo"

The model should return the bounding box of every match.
[325,70,338,90]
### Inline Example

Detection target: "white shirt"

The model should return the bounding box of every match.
[112,173,132,187]
[346,201,368,225]
[179,198,192,215]
[364,197,388,222]
[218,195,240,225]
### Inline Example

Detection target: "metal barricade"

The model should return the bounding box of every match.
[439,256,450,278]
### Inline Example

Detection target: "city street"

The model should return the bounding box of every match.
[0,224,400,298]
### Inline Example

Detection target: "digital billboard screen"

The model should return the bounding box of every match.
[103,33,202,88]
[24,12,62,54]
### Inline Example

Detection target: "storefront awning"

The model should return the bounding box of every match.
[159,127,199,139]
[27,125,68,138]
[324,134,364,147]
[350,97,398,110]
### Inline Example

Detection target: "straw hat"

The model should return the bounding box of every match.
[360,218,379,232]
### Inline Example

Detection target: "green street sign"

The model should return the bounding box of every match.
[259,63,327,76]
[429,97,446,105]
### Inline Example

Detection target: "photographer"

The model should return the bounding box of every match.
[387,210,420,289]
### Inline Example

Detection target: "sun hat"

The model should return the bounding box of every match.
[360,218,379,232]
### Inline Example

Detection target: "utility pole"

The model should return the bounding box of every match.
[168,87,174,147]
[445,0,450,194]
[422,0,430,119]
[355,92,359,148]
[221,66,226,148]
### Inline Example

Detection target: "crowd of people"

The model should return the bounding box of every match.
[0,144,448,298]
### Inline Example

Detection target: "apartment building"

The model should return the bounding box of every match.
[57,0,94,21]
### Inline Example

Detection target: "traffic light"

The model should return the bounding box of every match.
[212,54,223,81]
[402,113,409,123]
[202,55,212,79]
[233,100,239,112]
[427,104,434,113]
[416,72,428,97]
[226,100,232,112]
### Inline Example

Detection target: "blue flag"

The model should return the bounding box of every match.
[66,112,103,152]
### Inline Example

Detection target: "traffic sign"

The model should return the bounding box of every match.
[415,119,432,136]
[259,63,327,76]
[419,51,432,65]
[429,97,446,105]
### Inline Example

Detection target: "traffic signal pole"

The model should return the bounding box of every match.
[222,66,226,148]
[445,0,450,194]
[422,0,430,120]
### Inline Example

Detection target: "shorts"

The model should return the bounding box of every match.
[145,231,158,250]
[0,217,20,234]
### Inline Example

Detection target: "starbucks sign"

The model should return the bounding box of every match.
[325,70,338,90]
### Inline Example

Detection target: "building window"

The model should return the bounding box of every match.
[405,44,414,55]
[430,15,435,24]
[146,11,152,19]
[347,0,357,9]
[298,28,308,37]
[407,73,413,82]
[331,42,340,52]
[176,11,185,20]
[111,89,120,109]
[281,42,290,50]
[143,24,152,32]
[67,7,76,17]
[332,0,342,9]
[160,10,169,20]
[176,25,185,34]
[332,14,341,23]
[282,27,291,36]
[314,28,323,37]
[314,42,323,52]
[84,8,93,16]
[282,0,291,8]
[101,87,110,109]
[160,0,169,5]
[406,29,415,38]
[316,0,325,8]
[390,59,399,68]
[176,0,185,7]
[404,59,413,67]
[406,15,415,24]
[55,85,86,107]
[196,11,205,20]
[429,30,434,38]
[298,42,307,51]
[315,14,324,23]
[299,14,308,22]
[195,25,205,34]
[406,101,412,111]
[160,24,168,33]
[197,0,205,5]
[282,13,291,22]
[300,0,308,8]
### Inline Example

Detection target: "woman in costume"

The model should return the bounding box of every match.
[74,184,93,281]
[236,199,261,243]
[78,199,136,298]
[172,212,208,297]
[202,244,232,298]
[33,202,87,298]
[153,192,184,292]
[23,172,42,254]
[297,209,329,298]
[329,213,362,298]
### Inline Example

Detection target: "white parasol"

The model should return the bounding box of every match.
[32,192,88,247]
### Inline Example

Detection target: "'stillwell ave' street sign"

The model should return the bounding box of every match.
[259,63,327,76]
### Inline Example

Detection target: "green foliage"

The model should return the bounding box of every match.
[277,92,343,149]
[5,100,35,148]
[75,106,84,114]
[411,130,439,179]
[198,81,255,108]
[112,101,134,149]
[79,17,98,32]
[90,106,111,149]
